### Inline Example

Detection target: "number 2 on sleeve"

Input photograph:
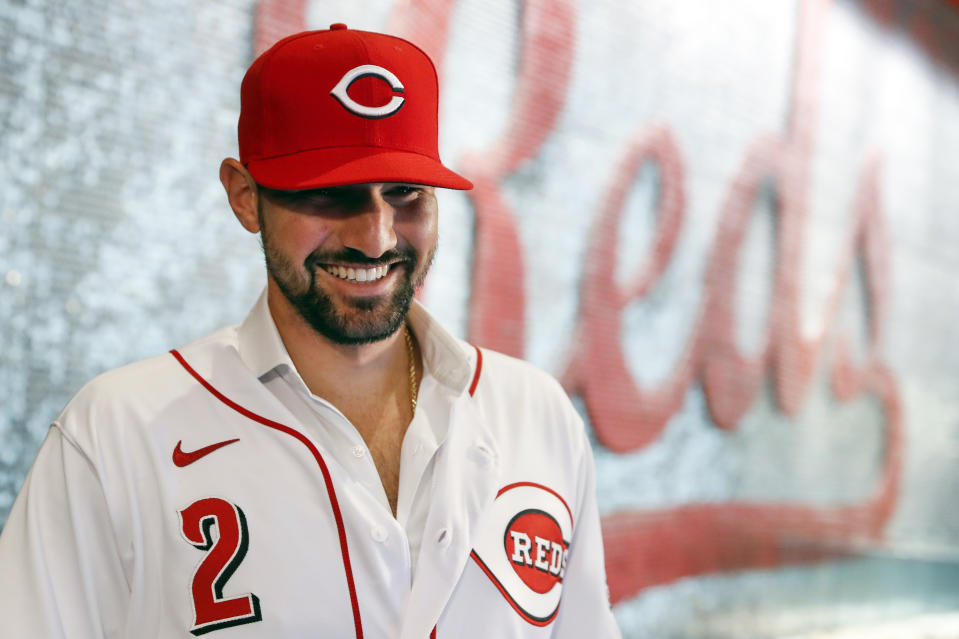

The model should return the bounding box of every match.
[178,498,262,635]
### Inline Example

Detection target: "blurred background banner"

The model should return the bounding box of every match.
[2,0,959,636]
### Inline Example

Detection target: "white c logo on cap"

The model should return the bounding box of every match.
[330,65,405,119]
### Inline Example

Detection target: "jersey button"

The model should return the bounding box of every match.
[371,526,389,543]
[436,527,452,549]
[352,445,366,458]
[467,442,495,467]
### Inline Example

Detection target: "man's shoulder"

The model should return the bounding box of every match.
[459,342,590,471]
[471,343,558,384]
[463,341,576,412]
[56,325,240,430]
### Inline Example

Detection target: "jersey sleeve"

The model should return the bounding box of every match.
[551,424,622,638]
[0,424,129,637]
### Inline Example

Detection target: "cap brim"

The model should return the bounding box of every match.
[246,146,473,191]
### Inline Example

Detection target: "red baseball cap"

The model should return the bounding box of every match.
[238,24,472,191]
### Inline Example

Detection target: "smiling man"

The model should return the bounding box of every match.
[0,25,621,638]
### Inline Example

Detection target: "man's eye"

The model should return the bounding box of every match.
[305,188,335,200]
[386,186,420,199]
[297,189,338,206]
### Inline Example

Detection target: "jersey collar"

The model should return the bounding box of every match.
[237,288,296,380]
[237,288,474,396]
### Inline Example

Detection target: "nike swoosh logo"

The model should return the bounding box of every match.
[173,438,240,467]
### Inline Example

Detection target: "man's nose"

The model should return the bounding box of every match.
[340,192,397,259]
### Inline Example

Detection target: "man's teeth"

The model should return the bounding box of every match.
[323,264,391,283]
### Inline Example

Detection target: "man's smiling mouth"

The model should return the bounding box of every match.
[322,264,391,283]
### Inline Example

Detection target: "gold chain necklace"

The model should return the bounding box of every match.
[404,324,418,414]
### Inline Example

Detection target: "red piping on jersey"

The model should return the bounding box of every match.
[469,550,559,627]
[170,349,364,639]
[468,345,483,397]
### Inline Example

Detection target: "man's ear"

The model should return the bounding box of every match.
[219,158,261,234]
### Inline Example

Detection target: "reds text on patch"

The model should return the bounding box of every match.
[505,509,569,592]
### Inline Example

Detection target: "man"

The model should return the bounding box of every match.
[0,24,621,637]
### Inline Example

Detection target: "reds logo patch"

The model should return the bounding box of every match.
[471,482,573,626]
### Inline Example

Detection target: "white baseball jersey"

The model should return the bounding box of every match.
[0,298,621,638]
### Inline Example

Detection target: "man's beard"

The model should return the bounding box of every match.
[259,213,435,345]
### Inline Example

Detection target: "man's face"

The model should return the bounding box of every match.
[257,183,438,344]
